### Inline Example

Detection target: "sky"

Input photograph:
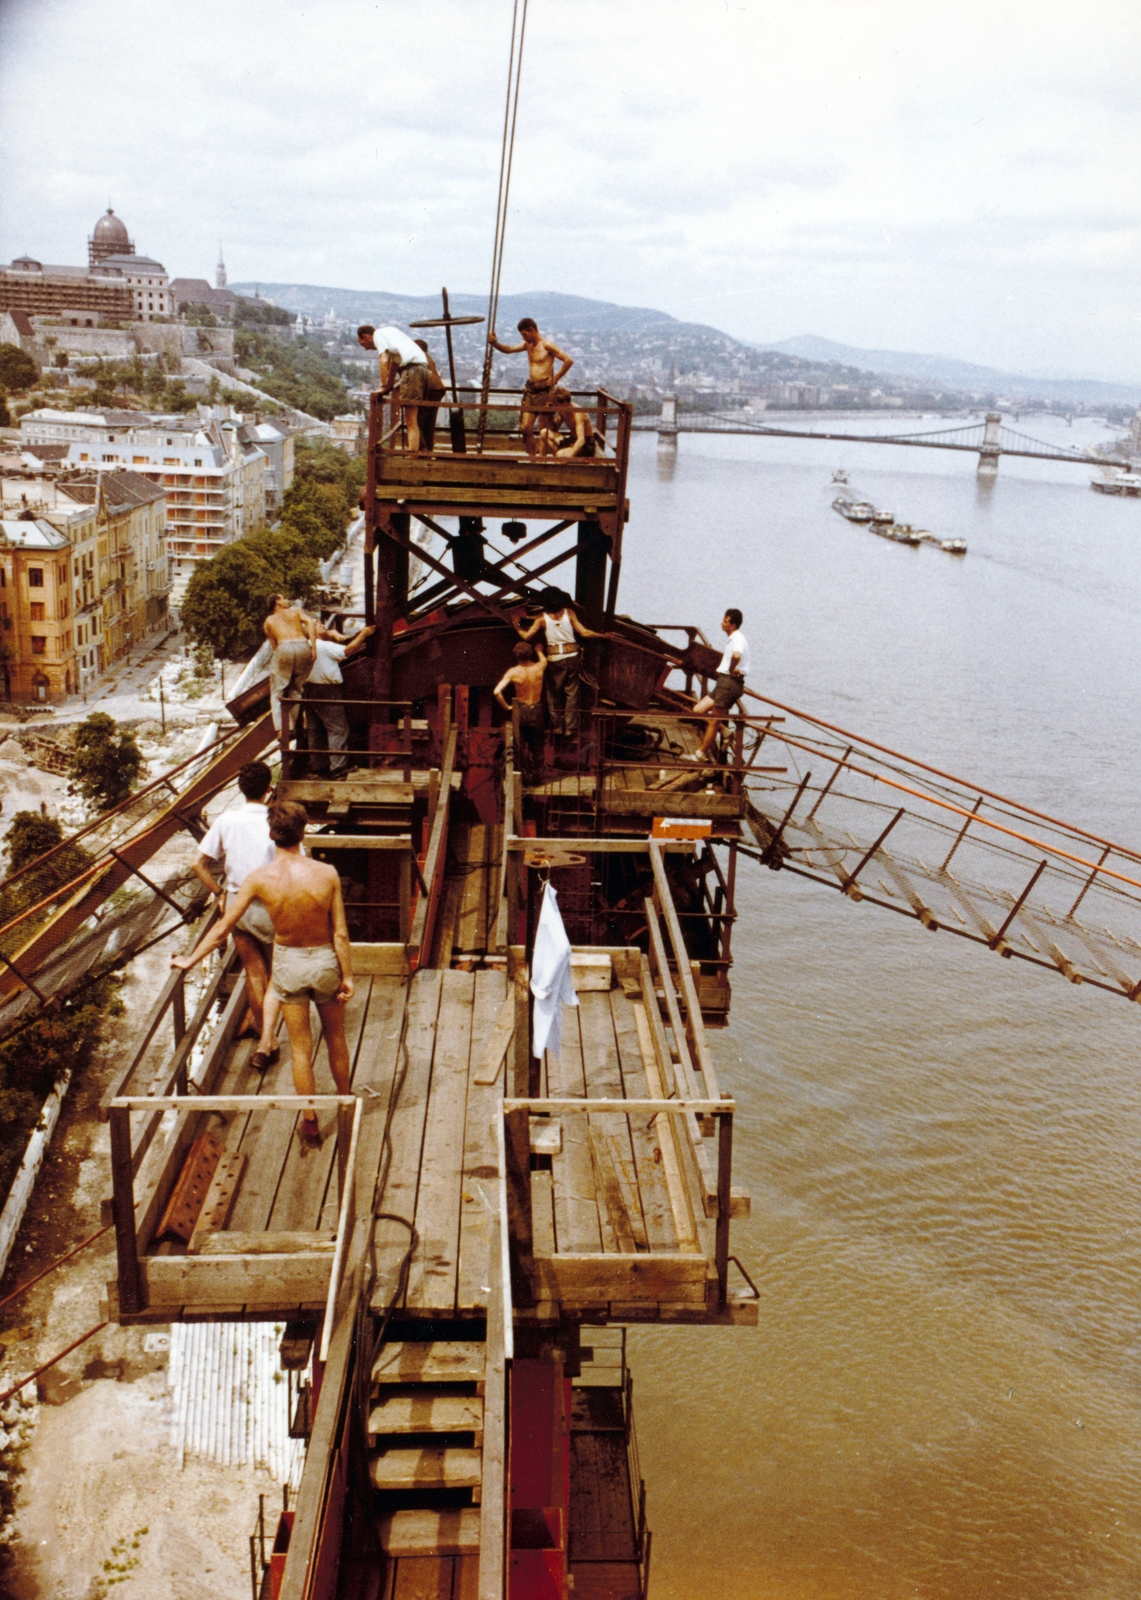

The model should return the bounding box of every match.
[2,0,1140,381]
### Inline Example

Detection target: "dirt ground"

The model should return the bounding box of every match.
[0,874,283,1600]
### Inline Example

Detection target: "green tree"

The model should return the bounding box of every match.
[0,343,38,393]
[0,811,93,927]
[69,713,144,809]
[181,527,320,659]
[0,382,9,429]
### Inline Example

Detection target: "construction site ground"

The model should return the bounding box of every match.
[0,908,270,1600]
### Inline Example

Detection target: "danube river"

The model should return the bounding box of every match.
[618,417,1141,1598]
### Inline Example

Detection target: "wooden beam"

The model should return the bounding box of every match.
[502,1106,534,1308]
[648,840,722,1099]
[503,1098,735,1115]
[408,723,457,964]
[112,1094,356,1113]
[306,833,413,850]
[506,836,696,854]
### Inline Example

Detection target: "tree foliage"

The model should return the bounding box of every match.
[69,713,144,809]
[0,811,94,939]
[181,527,321,659]
[234,298,295,327]
[0,342,38,393]
[232,330,350,421]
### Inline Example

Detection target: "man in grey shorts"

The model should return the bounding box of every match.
[174,799,353,1151]
[193,760,281,1070]
[685,607,750,763]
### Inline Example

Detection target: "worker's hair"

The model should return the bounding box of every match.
[265,592,285,617]
[513,641,536,662]
[517,317,538,334]
[413,338,428,352]
[268,800,308,849]
[237,760,272,801]
[724,608,743,629]
[356,324,375,340]
[538,586,571,611]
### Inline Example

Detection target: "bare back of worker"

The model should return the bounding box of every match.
[242,850,342,948]
[502,655,546,707]
[265,600,316,649]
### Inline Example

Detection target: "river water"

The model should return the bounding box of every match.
[617,418,1141,1598]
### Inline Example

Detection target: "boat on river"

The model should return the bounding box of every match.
[832,494,876,521]
[1091,468,1141,496]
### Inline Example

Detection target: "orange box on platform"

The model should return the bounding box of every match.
[652,817,713,840]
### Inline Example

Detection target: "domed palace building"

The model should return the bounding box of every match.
[87,208,173,320]
[0,207,172,324]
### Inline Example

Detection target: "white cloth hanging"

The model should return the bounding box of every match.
[530,882,578,1060]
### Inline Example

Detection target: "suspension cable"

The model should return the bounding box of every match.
[477,0,530,448]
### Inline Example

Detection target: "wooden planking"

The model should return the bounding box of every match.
[387,1556,462,1600]
[369,1392,483,1443]
[349,976,412,1221]
[370,1446,482,1491]
[407,968,476,1310]
[263,975,375,1236]
[545,1007,603,1254]
[472,995,514,1087]
[377,452,617,492]
[379,1508,481,1557]
[373,1341,485,1386]
[587,1125,637,1254]
[578,993,648,1252]
[197,1229,335,1256]
[372,970,445,1310]
[531,1252,707,1304]
[456,968,508,1313]
[569,1430,639,1562]
[630,1000,700,1254]
[610,991,679,1253]
[143,1252,331,1309]
[531,1170,556,1258]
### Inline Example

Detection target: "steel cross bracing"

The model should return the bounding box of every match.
[736,696,1141,1000]
[633,412,1114,467]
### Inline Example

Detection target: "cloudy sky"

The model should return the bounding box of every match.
[2,0,1139,380]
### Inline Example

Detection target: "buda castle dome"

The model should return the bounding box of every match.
[88,207,134,267]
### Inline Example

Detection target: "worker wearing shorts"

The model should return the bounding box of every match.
[271,943,344,1005]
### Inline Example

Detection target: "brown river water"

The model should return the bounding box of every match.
[617,420,1141,1598]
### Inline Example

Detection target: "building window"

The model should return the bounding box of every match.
[31,637,45,655]
[28,568,43,587]
[29,603,45,621]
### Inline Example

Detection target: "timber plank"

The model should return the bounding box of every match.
[379,1508,480,1557]
[369,1392,483,1444]
[454,825,485,952]
[372,1341,485,1386]
[406,968,475,1311]
[370,1446,482,1491]
[531,1253,707,1304]
[390,1557,457,1600]
[531,1169,556,1258]
[376,454,617,492]
[348,976,411,1221]
[264,973,373,1234]
[372,970,445,1310]
[610,991,678,1253]
[143,1252,331,1309]
[546,1006,603,1254]
[588,1124,637,1254]
[578,993,648,1251]
[630,1000,700,1254]
[456,968,508,1313]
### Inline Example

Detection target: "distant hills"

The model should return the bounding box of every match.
[232,282,1139,408]
[758,335,1140,407]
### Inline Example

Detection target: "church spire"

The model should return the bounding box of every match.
[215,244,227,290]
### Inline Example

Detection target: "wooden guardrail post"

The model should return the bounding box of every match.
[715,1110,733,1309]
[109,1106,143,1316]
[502,1106,534,1308]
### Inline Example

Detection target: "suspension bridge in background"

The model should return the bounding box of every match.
[634,400,1122,474]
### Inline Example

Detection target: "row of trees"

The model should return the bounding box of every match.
[233,329,357,421]
[181,438,366,659]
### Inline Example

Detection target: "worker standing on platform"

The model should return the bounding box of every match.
[192,760,281,1073]
[302,626,374,778]
[173,801,354,1152]
[515,586,605,740]
[488,318,576,456]
[264,594,318,735]
[412,338,447,451]
[357,324,431,453]
[494,640,548,783]
[685,608,750,763]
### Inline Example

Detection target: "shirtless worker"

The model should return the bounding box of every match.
[515,586,606,739]
[357,324,431,453]
[493,639,548,783]
[539,407,605,459]
[265,594,318,736]
[173,800,353,1151]
[488,318,575,456]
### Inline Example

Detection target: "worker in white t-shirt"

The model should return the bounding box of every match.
[686,608,750,762]
[514,585,606,739]
[356,324,430,452]
[193,759,281,1071]
[302,626,374,777]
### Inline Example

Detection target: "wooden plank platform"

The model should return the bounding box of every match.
[116,936,732,1326]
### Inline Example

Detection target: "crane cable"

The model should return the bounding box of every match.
[477,0,530,448]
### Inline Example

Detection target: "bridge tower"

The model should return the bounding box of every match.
[977,411,1002,476]
[658,393,678,454]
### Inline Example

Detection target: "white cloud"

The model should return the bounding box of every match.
[2,0,1140,378]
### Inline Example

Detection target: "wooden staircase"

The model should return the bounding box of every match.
[370,1333,488,1595]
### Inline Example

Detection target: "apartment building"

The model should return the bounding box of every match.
[0,520,78,703]
[21,406,287,604]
